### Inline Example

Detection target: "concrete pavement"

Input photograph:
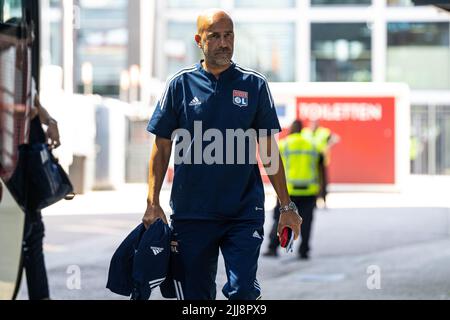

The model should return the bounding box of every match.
[15,175,450,300]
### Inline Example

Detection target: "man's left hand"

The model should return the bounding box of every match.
[277,210,302,241]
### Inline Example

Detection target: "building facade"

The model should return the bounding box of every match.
[157,0,450,176]
[39,0,450,176]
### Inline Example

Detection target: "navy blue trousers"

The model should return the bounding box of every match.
[170,218,264,300]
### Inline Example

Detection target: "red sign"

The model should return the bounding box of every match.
[296,97,396,184]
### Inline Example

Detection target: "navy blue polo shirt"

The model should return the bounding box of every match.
[147,61,281,221]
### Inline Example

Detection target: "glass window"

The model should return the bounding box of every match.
[235,0,295,8]
[387,22,450,90]
[1,0,22,23]
[410,105,429,174]
[311,0,371,6]
[165,22,296,82]
[49,21,62,66]
[165,22,201,78]
[76,0,128,96]
[311,23,371,82]
[44,0,63,67]
[167,0,220,8]
[411,105,450,175]
[80,0,127,9]
[387,0,414,6]
[234,23,295,82]
[436,105,450,175]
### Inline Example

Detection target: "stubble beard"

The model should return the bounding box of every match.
[203,47,232,68]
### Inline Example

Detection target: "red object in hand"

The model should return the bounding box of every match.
[279,227,292,248]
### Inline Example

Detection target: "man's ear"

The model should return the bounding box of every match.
[194,34,202,48]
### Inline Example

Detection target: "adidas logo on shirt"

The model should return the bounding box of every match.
[189,96,202,106]
[253,231,262,240]
[150,246,164,255]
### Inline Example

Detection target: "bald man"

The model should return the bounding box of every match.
[143,9,302,300]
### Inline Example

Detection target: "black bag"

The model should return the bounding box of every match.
[6,143,74,212]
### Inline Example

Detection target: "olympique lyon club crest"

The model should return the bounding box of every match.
[233,90,248,107]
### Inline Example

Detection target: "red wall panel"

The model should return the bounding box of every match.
[295,97,396,184]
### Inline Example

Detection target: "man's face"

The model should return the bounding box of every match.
[198,17,234,67]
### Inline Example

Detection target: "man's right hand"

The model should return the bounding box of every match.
[142,203,168,229]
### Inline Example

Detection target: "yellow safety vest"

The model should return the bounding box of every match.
[301,127,331,154]
[280,133,320,196]
[410,136,419,161]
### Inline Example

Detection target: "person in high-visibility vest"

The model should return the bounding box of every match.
[264,120,324,259]
[301,120,339,207]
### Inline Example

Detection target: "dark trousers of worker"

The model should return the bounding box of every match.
[267,195,316,256]
[22,210,50,300]
[320,164,328,201]
[170,218,264,300]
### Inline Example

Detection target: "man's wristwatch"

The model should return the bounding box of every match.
[279,201,299,215]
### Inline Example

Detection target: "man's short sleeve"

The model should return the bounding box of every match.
[253,80,281,136]
[147,81,178,140]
